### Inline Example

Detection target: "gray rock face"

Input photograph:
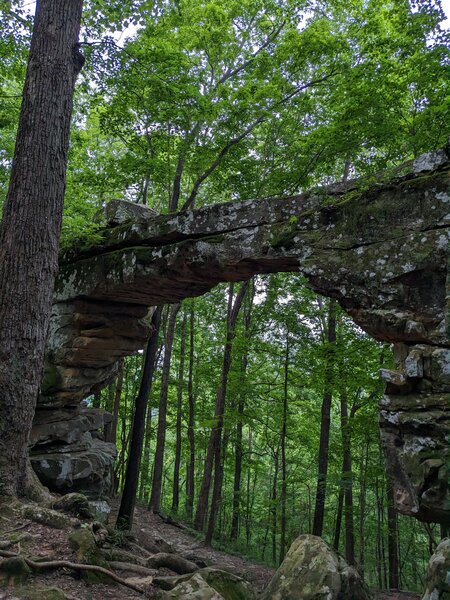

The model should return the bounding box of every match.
[34,148,449,522]
[29,407,115,498]
[261,534,371,600]
[421,538,450,600]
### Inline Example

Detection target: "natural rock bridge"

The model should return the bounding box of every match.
[31,149,449,526]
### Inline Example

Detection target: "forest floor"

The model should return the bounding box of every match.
[0,496,422,600]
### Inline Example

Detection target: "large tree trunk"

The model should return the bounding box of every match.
[0,0,83,498]
[149,304,180,513]
[116,307,163,529]
[312,299,337,537]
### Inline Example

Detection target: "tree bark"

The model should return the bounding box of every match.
[312,299,337,537]
[149,304,180,513]
[116,307,163,529]
[0,0,84,497]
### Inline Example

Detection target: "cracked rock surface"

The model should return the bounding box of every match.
[34,149,449,520]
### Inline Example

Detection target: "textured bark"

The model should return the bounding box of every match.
[149,304,180,513]
[0,0,83,497]
[117,306,162,529]
[312,299,337,537]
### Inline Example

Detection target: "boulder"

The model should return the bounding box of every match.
[30,438,116,499]
[88,499,111,523]
[261,534,372,600]
[422,538,450,600]
[51,492,93,518]
[0,556,31,586]
[98,198,158,227]
[155,568,255,600]
[157,572,225,599]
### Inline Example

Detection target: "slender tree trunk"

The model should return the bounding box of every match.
[105,359,124,444]
[280,331,289,563]
[333,486,344,551]
[172,310,187,512]
[358,435,369,575]
[271,446,280,565]
[387,478,400,590]
[194,282,249,531]
[0,0,84,498]
[149,304,180,513]
[185,306,196,518]
[312,299,337,537]
[230,281,254,542]
[205,427,229,546]
[116,307,163,528]
[246,430,254,548]
[342,392,355,565]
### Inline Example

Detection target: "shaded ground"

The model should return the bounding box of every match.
[128,501,275,596]
[0,496,424,600]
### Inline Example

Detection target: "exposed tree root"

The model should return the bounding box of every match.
[0,549,144,594]
[110,561,155,577]
[146,552,198,574]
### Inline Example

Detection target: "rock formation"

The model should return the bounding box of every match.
[421,538,450,600]
[261,534,372,600]
[32,148,449,521]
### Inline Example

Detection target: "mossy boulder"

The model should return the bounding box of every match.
[51,492,93,518]
[0,556,31,586]
[422,538,450,600]
[17,585,74,599]
[22,504,80,530]
[68,527,97,561]
[68,527,112,584]
[199,568,255,600]
[155,568,255,600]
[261,534,372,600]
[157,572,225,599]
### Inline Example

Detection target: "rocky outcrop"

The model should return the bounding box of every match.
[33,147,449,519]
[261,534,372,600]
[30,407,115,499]
[421,538,450,600]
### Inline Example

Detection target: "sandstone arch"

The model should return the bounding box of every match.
[32,148,449,525]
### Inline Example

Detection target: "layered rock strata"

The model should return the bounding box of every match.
[34,148,449,518]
